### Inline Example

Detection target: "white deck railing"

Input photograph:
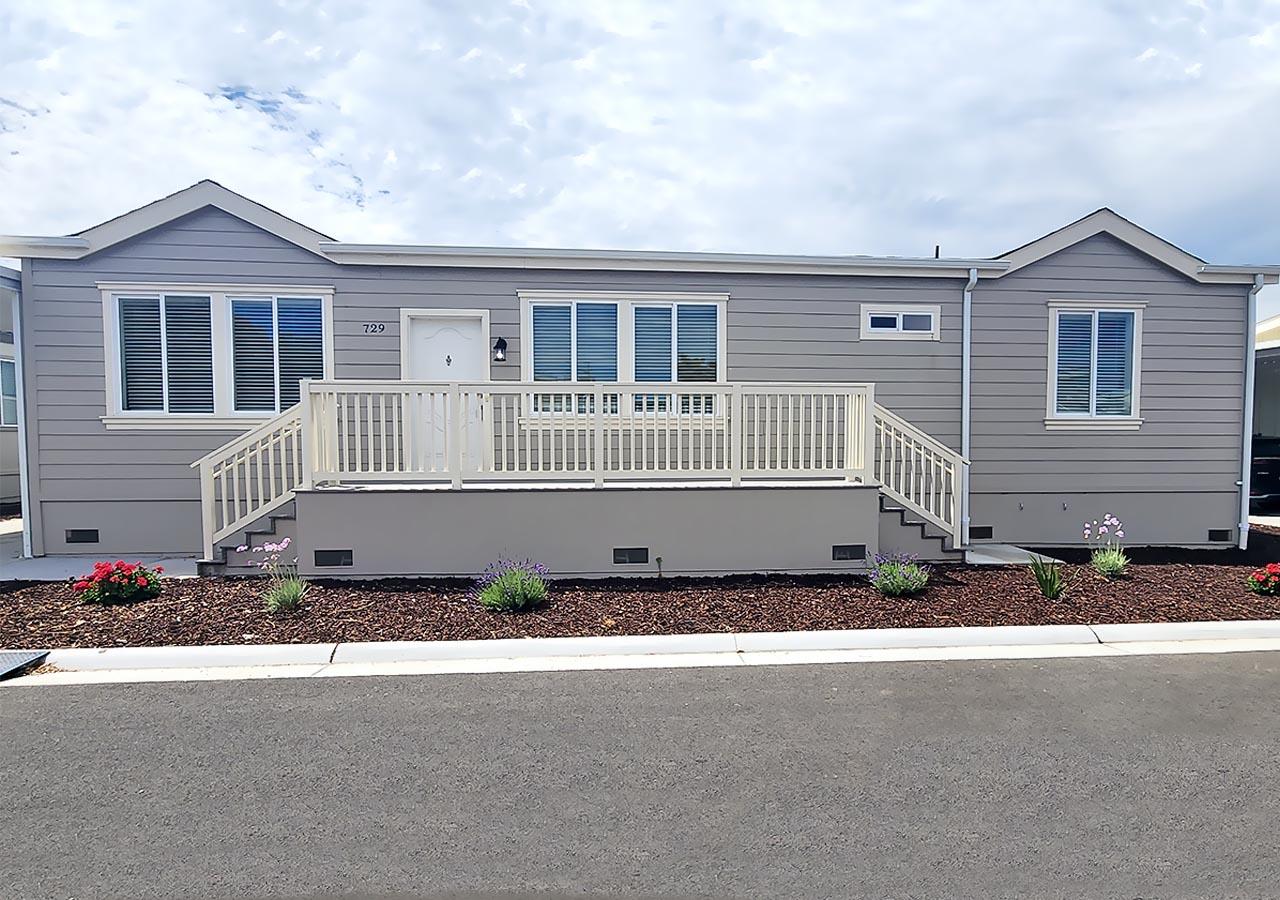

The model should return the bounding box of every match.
[304,380,875,488]
[193,380,967,559]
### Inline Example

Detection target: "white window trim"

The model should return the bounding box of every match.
[1045,299,1145,430]
[517,290,728,385]
[859,303,942,341]
[99,283,334,429]
[0,356,17,428]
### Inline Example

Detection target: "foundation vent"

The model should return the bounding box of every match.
[65,529,100,544]
[831,544,867,561]
[1208,529,1232,543]
[314,549,354,567]
[969,526,994,540]
[613,547,649,565]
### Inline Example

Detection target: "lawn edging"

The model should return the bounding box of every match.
[36,619,1280,672]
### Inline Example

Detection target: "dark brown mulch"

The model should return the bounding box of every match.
[3,550,1279,649]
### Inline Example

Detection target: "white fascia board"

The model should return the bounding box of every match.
[319,241,1011,278]
[1197,265,1280,285]
[0,235,91,258]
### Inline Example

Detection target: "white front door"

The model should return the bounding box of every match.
[404,313,489,473]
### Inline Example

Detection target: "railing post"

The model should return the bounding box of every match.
[861,385,876,484]
[448,382,463,488]
[593,383,605,486]
[198,460,216,561]
[956,459,969,548]
[730,385,743,485]
[300,380,315,490]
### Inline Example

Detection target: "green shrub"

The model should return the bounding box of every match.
[476,559,550,613]
[867,553,931,597]
[1090,546,1130,579]
[264,575,308,614]
[1029,555,1067,600]
[72,560,165,604]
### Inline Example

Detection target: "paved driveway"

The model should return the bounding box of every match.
[4,652,1280,899]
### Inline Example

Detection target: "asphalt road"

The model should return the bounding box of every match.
[4,652,1280,900]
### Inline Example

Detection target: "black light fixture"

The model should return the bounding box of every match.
[492,336,507,362]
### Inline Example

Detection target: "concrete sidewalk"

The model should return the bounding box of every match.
[0,521,198,581]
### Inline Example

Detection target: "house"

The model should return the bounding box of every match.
[0,268,22,512]
[1255,313,1280,510]
[0,181,1276,577]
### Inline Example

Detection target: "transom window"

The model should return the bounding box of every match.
[860,304,941,341]
[102,285,332,422]
[522,291,725,413]
[1047,301,1144,425]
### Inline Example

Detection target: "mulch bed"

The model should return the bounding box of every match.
[2,525,1278,650]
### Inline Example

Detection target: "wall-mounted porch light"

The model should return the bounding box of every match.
[492,336,508,362]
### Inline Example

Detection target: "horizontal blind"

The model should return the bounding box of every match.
[277,297,324,407]
[575,302,617,381]
[531,305,571,381]
[676,304,718,382]
[634,307,673,381]
[163,296,214,413]
[232,298,277,411]
[119,297,163,411]
[1055,312,1093,415]
[1095,311,1134,416]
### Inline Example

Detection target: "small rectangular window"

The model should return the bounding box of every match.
[861,305,940,341]
[0,359,17,426]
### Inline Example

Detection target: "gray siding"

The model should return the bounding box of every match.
[23,206,962,554]
[969,233,1248,545]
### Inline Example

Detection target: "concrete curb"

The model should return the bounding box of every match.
[30,620,1280,672]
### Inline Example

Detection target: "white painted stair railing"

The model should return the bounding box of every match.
[192,404,304,561]
[872,404,967,547]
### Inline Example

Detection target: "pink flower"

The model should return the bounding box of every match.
[236,545,248,553]
[1116,530,1124,538]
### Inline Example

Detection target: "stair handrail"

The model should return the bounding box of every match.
[873,403,967,548]
[190,404,305,561]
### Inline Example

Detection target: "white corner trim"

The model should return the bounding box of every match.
[398,308,492,379]
[859,303,942,341]
[1043,417,1144,431]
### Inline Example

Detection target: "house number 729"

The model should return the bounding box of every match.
[363,323,386,333]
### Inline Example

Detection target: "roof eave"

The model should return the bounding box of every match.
[0,235,91,258]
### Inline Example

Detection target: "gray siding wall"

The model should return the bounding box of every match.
[969,233,1248,545]
[23,207,962,554]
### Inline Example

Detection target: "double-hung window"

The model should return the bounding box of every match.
[0,358,17,426]
[103,285,331,426]
[1047,300,1144,427]
[522,291,725,414]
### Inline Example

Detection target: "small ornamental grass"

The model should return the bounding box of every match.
[1246,563,1280,596]
[475,559,550,613]
[240,536,308,614]
[72,560,165,604]
[1084,513,1129,579]
[867,552,931,597]
[1028,554,1068,600]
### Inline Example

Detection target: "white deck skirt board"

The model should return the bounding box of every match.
[312,477,864,492]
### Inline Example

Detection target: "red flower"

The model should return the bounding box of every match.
[137,577,148,587]
[154,565,164,573]
[73,580,89,591]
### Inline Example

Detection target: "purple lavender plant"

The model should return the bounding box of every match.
[475,558,550,612]
[866,552,931,597]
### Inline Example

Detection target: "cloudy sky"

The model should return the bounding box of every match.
[1,0,1277,314]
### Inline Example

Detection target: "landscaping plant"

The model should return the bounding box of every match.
[242,537,308,613]
[72,560,164,604]
[475,558,550,612]
[866,552,931,597]
[1246,562,1280,596]
[1028,554,1068,600]
[1083,513,1129,578]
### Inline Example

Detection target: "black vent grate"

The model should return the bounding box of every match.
[832,544,866,561]
[1208,529,1232,543]
[314,549,353,567]
[65,529,99,544]
[969,526,994,540]
[613,547,649,565]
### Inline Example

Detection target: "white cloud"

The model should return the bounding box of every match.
[0,0,1275,294]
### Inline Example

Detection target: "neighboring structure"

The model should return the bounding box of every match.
[0,181,1276,575]
[1258,313,1279,441]
[0,268,21,511]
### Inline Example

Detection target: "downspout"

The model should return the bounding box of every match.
[961,266,979,547]
[1239,273,1264,550]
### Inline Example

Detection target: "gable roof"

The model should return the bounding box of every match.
[0,183,1275,284]
[996,207,1278,285]
[0,180,332,260]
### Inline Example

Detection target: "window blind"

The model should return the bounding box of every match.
[575,303,617,381]
[277,297,324,406]
[1095,311,1134,416]
[676,304,718,382]
[634,307,673,381]
[163,297,214,413]
[232,299,277,411]
[532,305,571,381]
[119,297,164,411]
[1055,312,1093,415]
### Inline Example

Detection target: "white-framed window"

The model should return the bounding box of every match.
[0,358,17,427]
[1046,299,1144,429]
[860,304,941,341]
[519,291,727,413]
[100,283,333,428]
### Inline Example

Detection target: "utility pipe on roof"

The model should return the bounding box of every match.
[1240,273,1265,550]
[961,266,979,547]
